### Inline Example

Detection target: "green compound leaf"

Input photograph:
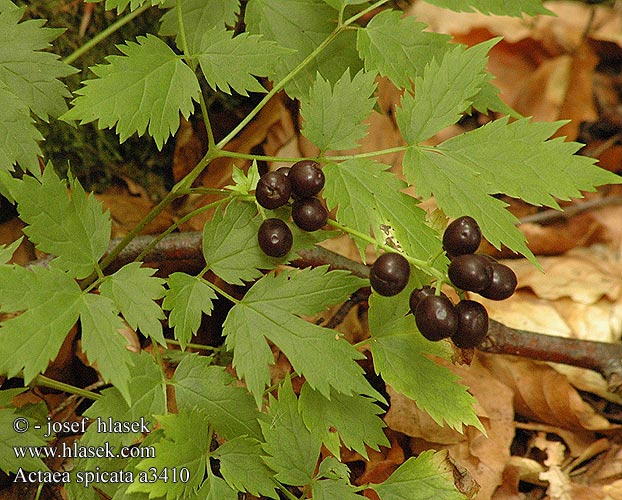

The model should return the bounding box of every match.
[422,0,552,16]
[129,408,211,499]
[245,0,362,99]
[299,383,388,459]
[396,40,496,144]
[0,408,49,474]
[162,272,217,350]
[61,34,200,150]
[404,118,622,263]
[311,478,361,500]
[372,450,465,500]
[260,378,322,486]
[159,0,240,53]
[100,262,167,346]
[0,266,82,383]
[369,294,484,433]
[301,70,377,152]
[197,28,291,96]
[357,10,451,90]
[173,354,263,441]
[12,166,111,279]
[223,267,371,405]
[323,159,443,263]
[197,474,238,500]
[78,293,132,402]
[214,436,278,499]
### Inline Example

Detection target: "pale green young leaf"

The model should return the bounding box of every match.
[130,409,211,499]
[323,159,442,262]
[162,272,217,350]
[373,450,465,500]
[404,118,622,262]
[369,294,483,432]
[260,379,322,486]
[422,0,552,16]
[301,70,377,152]
[0,266,82,383]
[197,28,291,96]
[214,436,278,499]
[357,10,451,90]
[0,237,22,265]
[0,8,76,120]
[223,269,371,405]
[312,478,361,500]
[78,293,132,402]
[246,0,362,99]
[225,161,260,195]
[61,34,200,150]
[173,355,263,440]
[0,408,49,473]
[159,0,240,53]
[396,40,496,144]
[197,474,238,500]
[100,262,166,346]
[299,383,388,459]
[12,167,111,279]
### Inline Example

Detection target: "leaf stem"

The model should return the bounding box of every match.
[33,375,101,400]
[62,4,152,65]
[175,0,190,57]
[165,339,219,351]
[343,0,391,26]
[200,277,240,305]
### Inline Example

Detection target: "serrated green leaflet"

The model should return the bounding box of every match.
[173,355,263,440]
[422,0,552,16]
[0,237,22,265]
[323,160,442,262]
[78,293,132,402]
[214,436,278,498]
[100,262,166,346]
[312,478,361,500]
[372,451,465,500]
[321,0,368,9]
[223,268,371,405]
[197,474,238,500]
[0,266,82,383]
[159,0,240,53]
[99,0,166,14]
[62,34,200,150]
[0,409,49,473]
[404,118,621,262]
[197,28,291,96]
[261,379,322,486]
[226,162,260,195]
[299,383,388,459]
[12,167,111,279]
[301,70,377,152]
[162,272,217,350]
[396,40,496,144]
[129,409,210,499]
[357,10,451,90]
[369,294,483,432]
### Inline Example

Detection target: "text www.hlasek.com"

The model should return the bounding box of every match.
[13,441,155,460]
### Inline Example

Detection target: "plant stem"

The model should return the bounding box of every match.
[165,339,219,351]
[33,375,101,400]
[62,4,152,65]
[175,0,190,56]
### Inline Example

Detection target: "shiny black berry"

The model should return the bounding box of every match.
[289,160,325,197]
[257,218,293,257]
[415,294,458,341]
[408,286,435,315]
[369,253,410,296]
[255,171,291,209]
[479,262,517,300]
[443,216,481,257]
[448,254,493,292]
[452,300,489,348]
[292,197,328,231]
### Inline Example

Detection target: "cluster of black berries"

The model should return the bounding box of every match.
[369,216,518,349]
[255,160,328,258]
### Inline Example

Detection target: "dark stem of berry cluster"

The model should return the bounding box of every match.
[29,231,622,394]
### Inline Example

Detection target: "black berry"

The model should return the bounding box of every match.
[452,300,489,348]
[479,262,517,300]
[292,197,328,231]
[289,160,325,197]
[257,218,293,257]
[415,294,458,341]
[255,171,291,209]
[448,254,493,292]
[277,166,291,176]
[443,216,481,257]
[369,253,410,296]
[408,286,435,315]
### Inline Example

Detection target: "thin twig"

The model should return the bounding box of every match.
[518,195,622,225]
